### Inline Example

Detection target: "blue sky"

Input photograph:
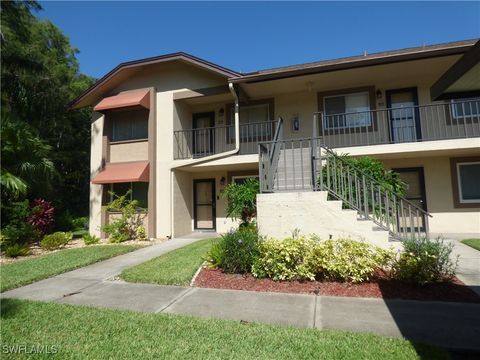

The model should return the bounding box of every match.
[38,1,480,79]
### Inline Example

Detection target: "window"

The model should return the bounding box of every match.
[456,162,480,203]
[111,110,148,142]
[451,98,480,119]
[323,92,371,129]
[231,175,259,185]
[227,99,273,142]
[110,182,148,208]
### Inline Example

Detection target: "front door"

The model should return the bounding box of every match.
[193,179,216,230]
[386,88,421,143]
[192,112,215,157]
[394,167,427,232]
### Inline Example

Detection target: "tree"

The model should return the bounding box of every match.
[1,1,94,229]
[222,178,260,226]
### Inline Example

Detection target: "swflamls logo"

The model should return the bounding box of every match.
[1,344,59,354]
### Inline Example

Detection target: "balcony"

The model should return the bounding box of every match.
[174,121,277,160]
[315,99,480,149]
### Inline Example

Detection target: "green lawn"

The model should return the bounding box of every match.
[0,245,140,292]
[0,299,446,360]
[120,238,218,286]
[462,238,480,251]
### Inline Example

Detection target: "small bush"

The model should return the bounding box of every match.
[207,228,260,274]
[136,226,147,241]
[205,241,225,269]
[102,190,146,242]
[40,232,72,250]
[103,219,130,243]
[83,233,100,246]
[71,216,88,230]
[252,237,316,281]
[4,243,31,258]
[222,178,259,226]
[393,237,457,285]
[252,237,393,283]
[309,238,393,283]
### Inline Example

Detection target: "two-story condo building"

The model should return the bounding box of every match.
[71,39,480,241]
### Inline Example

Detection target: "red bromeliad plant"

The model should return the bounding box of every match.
[27,199,55,236]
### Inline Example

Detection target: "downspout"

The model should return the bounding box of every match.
[169,83,240,237]
[170,82,240,169]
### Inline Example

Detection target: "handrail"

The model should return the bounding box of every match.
[258,136,432,240]
[312,98,480,117]
[313,98,480,148]
[321,146,431,217]
[258,117,283,192]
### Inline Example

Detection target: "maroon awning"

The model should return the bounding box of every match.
[92,161,149,184]
[94,89,150,112]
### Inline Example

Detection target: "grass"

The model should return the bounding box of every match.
[0,245,140,292]
[461,238,480,251]
[0,299,447,360]
[120,238,218,286]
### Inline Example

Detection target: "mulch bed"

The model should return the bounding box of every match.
[194,267,480,303]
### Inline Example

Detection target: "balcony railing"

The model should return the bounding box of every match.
[174,120,277,160]
[314,99,480,149]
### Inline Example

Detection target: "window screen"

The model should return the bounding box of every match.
[457,162,480,202]
[324,92,371,129]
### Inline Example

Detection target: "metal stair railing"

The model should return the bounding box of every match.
[259,117,283,192]
[259,136,432,240]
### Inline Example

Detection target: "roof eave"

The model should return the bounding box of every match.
[69,52,240,109]
[230,42,475,84]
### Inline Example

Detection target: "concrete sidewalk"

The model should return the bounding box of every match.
[447,239,480,295]
[2,234,480,352]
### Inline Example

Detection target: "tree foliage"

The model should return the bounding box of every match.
[1,1,94,231]
[221,178,260,226]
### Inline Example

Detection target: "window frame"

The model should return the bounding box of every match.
[225,98,275,143]
[323,91,372,130]
[109,182,149,211]
[108,109,149,143]
[450,157,480,208]
[317,86,377,134]
[450,98,480,121]
[231,175,259,184]
[456,161,480,204]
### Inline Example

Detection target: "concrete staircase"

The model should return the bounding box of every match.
[257,191,399,249]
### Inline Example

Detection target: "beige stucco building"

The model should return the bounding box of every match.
[71,39,480,241]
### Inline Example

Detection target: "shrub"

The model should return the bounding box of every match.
[27,199,55,236]
[136,226,147,241]
[222,178,259,226]
[103,219,130,243]
[393,237,458,285]
[83,233,100,246]
[205,241,225,269]
[4,243,31,258]
[102,190,146,242]
[252,237,393,283]
[0,200,36,246]
[71,216,88,230]
[0,224,35,249]
[40,231,72,250]
[207,228,260,274]
[309,238,394,283]
[252,237,316,281]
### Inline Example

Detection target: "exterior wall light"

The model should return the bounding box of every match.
[376,89,382,99]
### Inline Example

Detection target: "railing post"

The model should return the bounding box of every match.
[362,175,368,219]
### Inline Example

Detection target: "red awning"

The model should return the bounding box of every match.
[94,89,150,112]
[91,161,149,184]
